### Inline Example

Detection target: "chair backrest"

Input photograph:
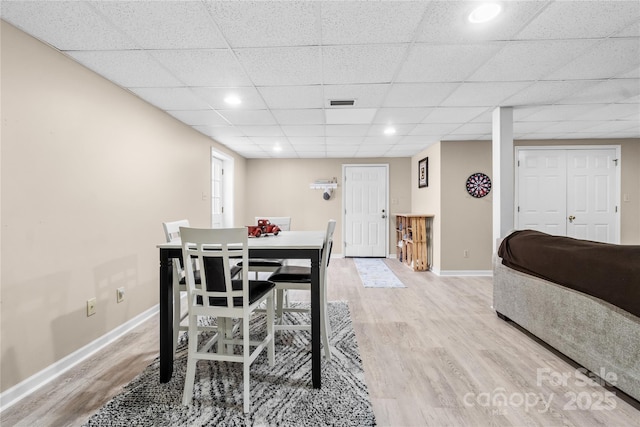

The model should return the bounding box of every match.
[163,219,190,242]
[180,227,249,309]
[255,217,291,231]
[322,220,337,270]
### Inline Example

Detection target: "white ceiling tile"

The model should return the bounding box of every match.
[555,79,640,105]
[322,45,408,85]
[546,39,640,81]
[168,110,228,126]
[1,1,136,50]
[367,124,416,137]
[191,87,266,109]
[326,137,365,145]
[452,123,492,135]
[517,105,603,122]
[373,108,431,124]
[410,123,460,136]
[398,43,503,83]
[469,40,595,82]
[251,136,289,146]
[321,1,428,45]
[288,137,325,147]
[571,104,640,122]
[258,86,324,109]
[217,110,276,126]
[236,47,322,86]
[204,1,320,48]
[236,126,284,137]
[325,109,377,125]
[325,125,370,137]
[66,51,182,87]
[199,126,244,139]
[282,125,325,137]
[272,109,325,125]
[423,107,488,123]
[150,50,251,87]
[384,83,459,107]
[129,87,211,110]
[515,1,640,40]
[323,84,390,108]
[362,136,402,145]
[503,80,602,107]
[441,82,532,107]
[415,1,547,43]
[92,1,226,49]
[398,136,440,146]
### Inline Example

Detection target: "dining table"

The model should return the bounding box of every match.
[157,230,326,388]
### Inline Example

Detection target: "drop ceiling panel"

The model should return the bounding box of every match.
[546,38,640,81]
[151,50,252,87]
[258,86,324,109]
[323,84,390,108]
[468,40,595,82]
[2,0,637,159]
[515,1,640,40]
[384,83,459,107]
[272,109,325,125]
[92,1,227,49]
[235,47,323,86]
[217,110,277,126]
[397,43,503,83]
[191,87,266,109]
[168,110,228,126]
[204,0,321,48]
[1,1,136,50]
[441,82,533,107]
[320,1,429,45]
[322,45,408,85]
[129,87,212,110]
[66,51,182,87]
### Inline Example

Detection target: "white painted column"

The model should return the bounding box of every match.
[492,107,514,252]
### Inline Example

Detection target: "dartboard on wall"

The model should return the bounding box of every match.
[466,173,492,198]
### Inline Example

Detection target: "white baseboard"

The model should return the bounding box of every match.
[435,270,493,277]
[0,304,158,413]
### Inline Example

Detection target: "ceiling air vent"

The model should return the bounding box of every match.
[330,99,355,106]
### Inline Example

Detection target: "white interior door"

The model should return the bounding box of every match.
[566,149,617,243]
[517,149,567,235]
[343,164,388,257]
[211,156,224,228]
[516,147,619,244]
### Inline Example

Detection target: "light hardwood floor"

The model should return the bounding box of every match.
[2,258,639,426]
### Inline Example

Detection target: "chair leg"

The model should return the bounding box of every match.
[267,294,275,366]
[242,313,251,413]
[182,314,199,405]
[275,289,285,325]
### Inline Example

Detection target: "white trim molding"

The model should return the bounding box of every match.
[0,305,158,413]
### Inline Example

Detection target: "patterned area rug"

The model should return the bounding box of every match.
[354,258,406,288]
[83,302,375,427]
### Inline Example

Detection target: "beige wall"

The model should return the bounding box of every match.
[243,158,412,255]
[0,22,246,392]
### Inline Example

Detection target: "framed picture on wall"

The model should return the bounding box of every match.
[418,157,428,188]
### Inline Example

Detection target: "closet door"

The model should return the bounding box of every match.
[517,149,568,236]
[566,149,617,243]
[516,147,619,244]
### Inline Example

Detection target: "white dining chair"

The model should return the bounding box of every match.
[267,220,336,360]
[180,227,275,413]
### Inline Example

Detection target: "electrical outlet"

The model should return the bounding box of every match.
[463,249,470,258]
[87,298,96,316]
[117,287,125,303]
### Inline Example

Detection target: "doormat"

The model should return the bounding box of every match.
[353,258,406,288]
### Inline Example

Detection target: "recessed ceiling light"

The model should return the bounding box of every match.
[468,3,502,23]
[384,127,396,135]
[273,144,282,152]
[224,95,242,105]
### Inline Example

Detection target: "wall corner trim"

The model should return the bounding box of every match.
[0,305,159,413]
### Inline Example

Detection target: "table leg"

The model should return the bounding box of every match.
[310,250,321,388]
[159,249,173,383]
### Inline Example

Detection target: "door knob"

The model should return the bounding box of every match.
[568,215,576,223]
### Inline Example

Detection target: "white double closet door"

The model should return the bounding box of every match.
[516,146,620,244]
